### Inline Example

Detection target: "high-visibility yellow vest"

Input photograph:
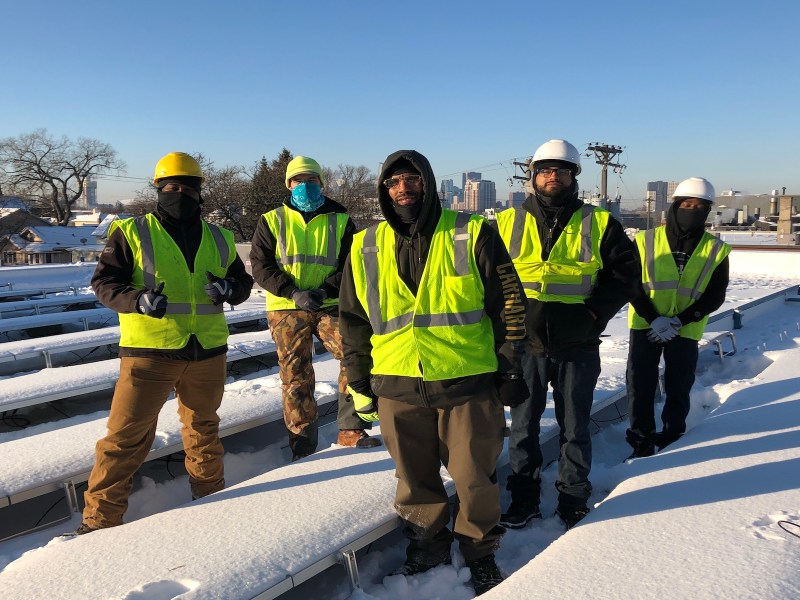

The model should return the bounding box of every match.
[497,204,610,303]
[112,214,235,349]
[262,206,348,310]
[349,209,498,380]
[628,226,731,340]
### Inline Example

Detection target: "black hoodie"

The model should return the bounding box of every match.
[630,198,729,325]
[339,150,528,408]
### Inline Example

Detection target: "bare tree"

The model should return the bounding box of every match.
[202,164,251,241]
[0,129,126,225]
[326,164,380,229]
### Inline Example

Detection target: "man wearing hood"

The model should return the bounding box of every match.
[339,150,528,595]
[626,177,730,458]
[77,152,254,534]
[249,156,381,461]
[496,139,638,529]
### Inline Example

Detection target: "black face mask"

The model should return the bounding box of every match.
[157,191,201,221]
[393,201,421,223]
[675,208,708,233]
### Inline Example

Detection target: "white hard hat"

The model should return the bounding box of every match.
[672,177,715,204]
[530,139,582,175]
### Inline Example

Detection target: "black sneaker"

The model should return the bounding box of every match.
[467,554,504,595]
[499,500,542,529]
[556,504,590,529]
[390,555,451,576]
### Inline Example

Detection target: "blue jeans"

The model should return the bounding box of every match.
[508,347,601,506]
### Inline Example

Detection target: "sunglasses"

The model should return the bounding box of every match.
[383,174,422,189]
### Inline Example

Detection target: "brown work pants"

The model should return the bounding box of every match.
[83,354,226,528]
[379,392,506,562]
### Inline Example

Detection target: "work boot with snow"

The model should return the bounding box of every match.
[499,497,541,529]
[337,429,382,448]
[467,554,504,595]
[389,555,451,576]
[556,503,591,529]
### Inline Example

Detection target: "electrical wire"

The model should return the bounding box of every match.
[34,481,87,527]
[778,520,800,539]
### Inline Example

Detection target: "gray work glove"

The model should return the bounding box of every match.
[137,282,168,318]
[204,271,234,305]
[647,316,681,344]
[291,288,326,312]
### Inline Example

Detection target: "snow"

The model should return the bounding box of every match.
[1,253,800,599]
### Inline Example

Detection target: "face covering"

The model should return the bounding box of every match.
[393,201,421,223]
[157,191,201,221]
[675,208,708,233]
[290,182,324,212]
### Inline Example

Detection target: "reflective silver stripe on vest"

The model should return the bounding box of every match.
[163,303,224,315]
[642,228,679,292]
[677,237,726,300]
[578,204,594,262]
[275,206,339,268]
[509,204,593,263]
[642,229,724,299]
[510,208,528,260]
[453,211,471,276]
[206,223,230,269]
[413,309,484,327]
[134,216,232,287]
[134,216,158,290]
[545,275,594,295]
[361,219,483,334]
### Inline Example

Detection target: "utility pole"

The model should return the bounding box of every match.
[586,143,626,210]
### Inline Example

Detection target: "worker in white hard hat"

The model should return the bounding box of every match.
[626,177,730,458]
[496,139,639,529]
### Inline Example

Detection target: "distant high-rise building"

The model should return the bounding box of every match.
[440,179,456,208]
[667,181,678,201]
[646,181,669,213]
[463,179,496,213]
[508,191,525,208]
[78,176,98,210]
[462,171,481,192]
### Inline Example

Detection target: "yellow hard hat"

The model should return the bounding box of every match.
[153,152,204,184]
[285,156,325,189]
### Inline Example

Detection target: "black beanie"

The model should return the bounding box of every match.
[156,175,202,193]
[386,158,419,177]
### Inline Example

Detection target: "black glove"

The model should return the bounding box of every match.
[291,288,325,312]
[137,282,168,319]
[204,271,234,305]
[496,373,529,408]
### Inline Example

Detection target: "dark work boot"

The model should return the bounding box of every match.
[467,554,504,595]
[499,497,541,529]
[390,555,451,576]
[556,503,590,529]
[626,429,656,460]
[500,475,541,529]
[289,431,317,461]
[654,430,683,451]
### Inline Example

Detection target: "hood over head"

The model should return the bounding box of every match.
[378,150,441,236]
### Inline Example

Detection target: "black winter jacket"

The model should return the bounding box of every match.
[519,190,639,358]
[339,150,528,408]
[249,197,356,301]
[92,205,254,360]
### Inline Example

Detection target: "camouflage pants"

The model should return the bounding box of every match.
[268,308,366,454]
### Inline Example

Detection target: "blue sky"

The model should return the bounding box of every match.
[3,0,798,206]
